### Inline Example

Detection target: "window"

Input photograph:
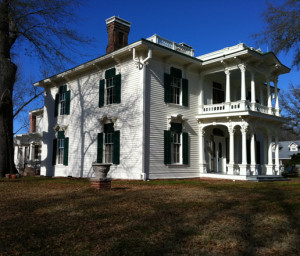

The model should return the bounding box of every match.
[164,122,189,165]
[97,123,120,164]
[99,68,121,107]
[164,67,189,107]
[290,143,298,152]
[52,131,69,166]
[54,85,70,117]
[213,82,224,104]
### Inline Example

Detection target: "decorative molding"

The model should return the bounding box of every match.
[98,116,117,125]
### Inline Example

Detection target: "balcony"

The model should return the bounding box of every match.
[200,101,279,117]
[147,34,194,57]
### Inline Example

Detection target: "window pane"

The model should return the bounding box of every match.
[57,138,64,164]
[170,76,181,104]
[106,77,115,104]
[104,132,114,163]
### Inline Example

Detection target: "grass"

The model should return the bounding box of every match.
[0,177,300,255]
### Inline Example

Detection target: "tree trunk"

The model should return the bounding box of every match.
[0,58,17,177]
[0,1,17,177]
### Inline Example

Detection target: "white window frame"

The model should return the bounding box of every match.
[104,132,114,163]
[57,138,64,165]
[105,77,115,105]
[290,143,298,152]
[170,76,181,105]
[171,131,182,164]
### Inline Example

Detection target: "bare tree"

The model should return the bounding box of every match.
[0,0,91,177]
[280,84,300,139]
[253,0,300,69]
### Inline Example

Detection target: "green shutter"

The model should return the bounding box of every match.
[58,131,65,139]
[105,68,116,79]
[113,130,120,165]
[182,132,189,165]
[63,137,69,166]
[164,130,171,165]
[54,94,59,117]
[164,73,172,103]
[65,90,71,115]
[170,67,182,78]
[114,74,121,104]
[59,84,67,94]
[97,133,103,163]
[52,139,57,165]
[182,78,189,107]
[99,79,105,108]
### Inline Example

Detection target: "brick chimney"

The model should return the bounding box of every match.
[29,113,36,133]
[106,16,131,54]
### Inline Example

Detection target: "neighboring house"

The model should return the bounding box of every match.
[27,16,290,180]
[14,108,43,174]
[272,140,300,166]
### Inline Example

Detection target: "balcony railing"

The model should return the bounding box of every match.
[147,34,194,57]
[201,101,280,116]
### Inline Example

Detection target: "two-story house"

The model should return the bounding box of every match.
[32,16,290,180]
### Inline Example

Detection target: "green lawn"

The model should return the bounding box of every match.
[0,177,300,255]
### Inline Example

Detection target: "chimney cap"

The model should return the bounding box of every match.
[106,16,131,28]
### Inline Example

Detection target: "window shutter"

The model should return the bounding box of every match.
[63,137,69,166]
[114,74,121,104]
[54,94,59,117]
[182,78,189,107]
[113,130,120,165]
[58,131,65,139]
[170,67,182,78]
[164,73,172,103]
[182,132,189,165]
[105,68,116,79]
[65,90,71,115]
[164,130,171,164]
[97,133,103,163]
[52,139,57,165]
[99,79,105,108]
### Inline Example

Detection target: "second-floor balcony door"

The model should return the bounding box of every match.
[213,82,224,104]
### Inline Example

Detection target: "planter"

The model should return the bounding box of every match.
[92,163,112,179]
[5,174,11,179]
[11,174,17,179]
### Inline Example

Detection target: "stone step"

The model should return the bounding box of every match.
[247,176,290,182]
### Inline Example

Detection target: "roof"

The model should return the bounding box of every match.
[274,140,300,160]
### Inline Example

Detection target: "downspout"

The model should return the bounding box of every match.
[133,47,152,180]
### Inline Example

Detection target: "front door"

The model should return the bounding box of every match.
[213,136,226,173]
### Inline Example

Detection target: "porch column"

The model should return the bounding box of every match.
[239,64,246,101]
[199,75,204,114]
[227,125,235,175]
[225,69,231,103]
[266,132,274,175]
[251,72,256,111]
[240,123,248,176]
[267,78,272,114]
[199,125,207,173]
[250,128,257,175]
[274,77,280,116]
[275,132,280,175]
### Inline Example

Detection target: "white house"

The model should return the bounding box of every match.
[29,16,290,180]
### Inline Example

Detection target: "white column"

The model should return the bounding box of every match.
[275,133,280,175]
[266,132,274,175]
[240,123,248,176]
[274,78,280,116]
[199,75,204,114]
[267,79,272,114]
[250,129,257,175]
[251,72,256,110]
[225,69,231,103]
[227,125,235,175]
[239,64,246,101]
[199,125,207,173]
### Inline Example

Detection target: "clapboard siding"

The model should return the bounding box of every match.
[41,57,144,179]
[147,58,200,179]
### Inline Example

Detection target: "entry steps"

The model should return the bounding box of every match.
[247,175,290,182]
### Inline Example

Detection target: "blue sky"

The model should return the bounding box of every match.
[15,0,299,133]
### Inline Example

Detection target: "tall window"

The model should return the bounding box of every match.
[106,77,115,105]
[52,131,69,166]
[97,123,120,165]
[55,85,70,117]
[172,131,181,163]
[99,68,121,107]
[164,67,189,107]
[164,122,189,165]
[213,82,224,104]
